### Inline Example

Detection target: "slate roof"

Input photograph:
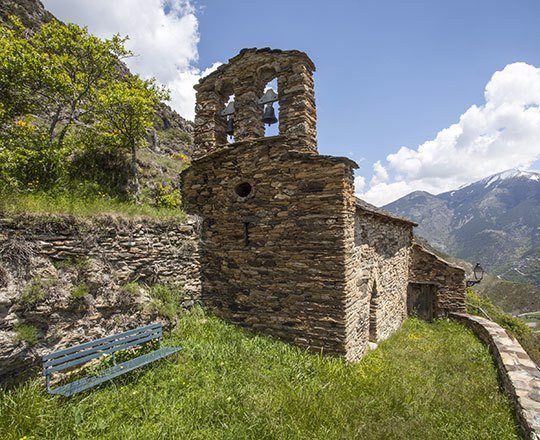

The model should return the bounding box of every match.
[355,197,417,227]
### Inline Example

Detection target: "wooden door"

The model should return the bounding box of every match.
[407,283,435,321]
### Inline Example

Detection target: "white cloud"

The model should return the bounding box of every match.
[42,0,218,119]
[354,175,366,193]
[356,62,540,206]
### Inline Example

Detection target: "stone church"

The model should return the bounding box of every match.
[181,48,465,360]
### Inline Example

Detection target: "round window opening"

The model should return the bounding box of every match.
[235,182,252,198]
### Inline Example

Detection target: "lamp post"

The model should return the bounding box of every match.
[466,263,485,287]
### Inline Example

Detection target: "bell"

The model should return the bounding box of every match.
[225,116,234,136]
[262,103,278,125]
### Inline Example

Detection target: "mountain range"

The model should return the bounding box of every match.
[384,169,540,292]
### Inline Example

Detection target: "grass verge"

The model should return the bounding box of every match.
[0,310,519,439]
[0,190,185,219]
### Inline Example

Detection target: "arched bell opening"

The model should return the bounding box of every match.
[260,78,279,137]
[221,94,236,144]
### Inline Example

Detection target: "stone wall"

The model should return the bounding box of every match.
[0,214,201,379]
[343,207,413,360]
[194,48,317,158]
[181,136,358,356]
[451,313,540,440]
[409,243,466,316]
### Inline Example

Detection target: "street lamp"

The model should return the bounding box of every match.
[466,263,485,287]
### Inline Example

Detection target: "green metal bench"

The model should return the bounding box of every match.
[42,323,181,397]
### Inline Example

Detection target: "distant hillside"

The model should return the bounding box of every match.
[385,170,540,289]
[0,0,197,199]
[412,236,540,315]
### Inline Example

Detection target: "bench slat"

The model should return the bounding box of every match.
[44,331,162,374]
[43,328,162,370]
[43,323,161,361]
[48,346,182,397]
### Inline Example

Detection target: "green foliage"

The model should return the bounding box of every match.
[14,323,38,345]
[0,120,71,190]
[0,312,519,439]
[0,16,171,203]
[148,284,184,321]
[467,289,540,364]
[19,276,54,305]
[53,256,90,272]
[155,183,181,209]
[71,282,89,299]
[0,187,185,219]
[122,282,140,296]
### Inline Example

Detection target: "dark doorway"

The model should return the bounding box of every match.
[369,283,378,342]
[407,283,436,321]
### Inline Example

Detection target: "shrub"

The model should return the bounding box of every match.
[71,282,89,299]
[14,322,38,345]
[155,183,181,209]
[53,256,90,272]
[122,282,140,295]
[19,276,53,305]
[0,121,71,191]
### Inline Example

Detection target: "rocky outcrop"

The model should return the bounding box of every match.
[0,0,52,32]
[0,214,201,380]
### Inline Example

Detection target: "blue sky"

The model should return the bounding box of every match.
[43,0,540,204]
[196,0,540,159]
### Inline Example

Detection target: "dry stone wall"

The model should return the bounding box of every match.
[181,136,357,356]
[409,243,466,316]
[0,214,201,379]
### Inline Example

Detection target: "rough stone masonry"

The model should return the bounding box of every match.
[180,47,466,361]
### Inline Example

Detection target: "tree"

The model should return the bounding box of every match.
[96,77,168,199]
[0,16,168,197]
[0,17,40,124]
[0,16,130,148]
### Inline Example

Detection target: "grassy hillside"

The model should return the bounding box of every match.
[0,4,196,218]
[0,309,519,439]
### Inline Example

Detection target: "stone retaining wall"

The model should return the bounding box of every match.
[451,313,540,439]
[0,214,201,379]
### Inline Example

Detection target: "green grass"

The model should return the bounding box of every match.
[70,282,89,299]
[0,309,519,439]
[0,190,185,219]
[13,323,38,345]
[121,281,141,295]
[148,283,185,321]
[19,276,54,305]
